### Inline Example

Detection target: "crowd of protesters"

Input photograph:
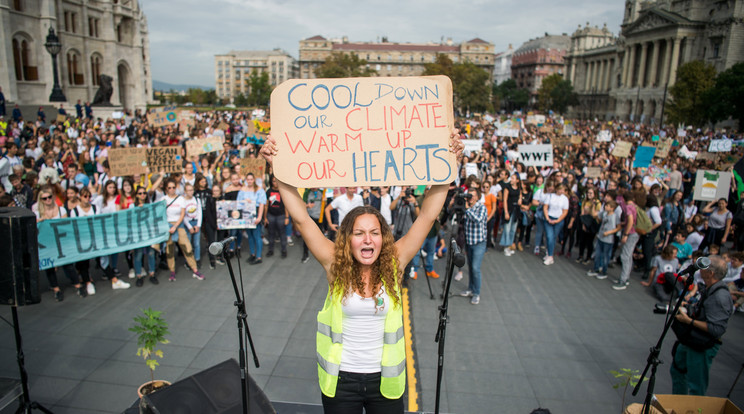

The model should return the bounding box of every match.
[1,105,743,309]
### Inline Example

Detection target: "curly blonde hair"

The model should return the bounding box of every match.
[330,206,401,309]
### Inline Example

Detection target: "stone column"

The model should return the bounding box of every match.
[637,42,648,88]
[660,38,671,86]
[668,37,681,85]
[627,45,637,88]
[647,40,660,88]
[602,59,609,91]
[621,47,630,87]
[584,61,591,91]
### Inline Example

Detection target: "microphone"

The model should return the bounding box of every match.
[451,242,466,268]
[678,256,711,278]
[209,236,237,256]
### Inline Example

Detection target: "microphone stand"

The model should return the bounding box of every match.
[434,222,465,414]
[633,273,696,414]
[7,305,53,413]
[221,246,260,413]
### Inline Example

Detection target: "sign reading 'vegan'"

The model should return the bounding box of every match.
[270,76,456,187]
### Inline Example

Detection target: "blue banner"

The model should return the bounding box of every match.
[38,201,169,270]
[633,146,657,169]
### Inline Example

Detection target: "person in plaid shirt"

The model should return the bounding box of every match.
[459,186,488,305]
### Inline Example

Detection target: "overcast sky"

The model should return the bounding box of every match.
[141,0,624,88]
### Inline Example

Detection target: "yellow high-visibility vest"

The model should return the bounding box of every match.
[316,271,405,399]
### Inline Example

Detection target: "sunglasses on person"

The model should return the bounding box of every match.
[137,191,147,196]
[167,186,176,190]
[41,195,53,201]
[80,194,90,199]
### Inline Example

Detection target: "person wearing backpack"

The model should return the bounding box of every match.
[614,191,641,290]
[640,194,663,281]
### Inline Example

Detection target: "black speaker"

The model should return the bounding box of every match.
[140,358,275,414]
[0,207,41,306]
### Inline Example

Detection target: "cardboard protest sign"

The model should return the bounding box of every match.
[693,170,731,201]
[551,136,571,148]
[146,146,183,173]
[239,158,266,180]
[270,76,456,187]
[108,148,148,176]
[655,140,672,158]
[677,128,687,138]
[633,146,656,168]
[462,139,483,156]
[612,141,632,158]
[597,130,612,142]
[518,144,553,167]
[37,202,169,270]
[147,106,179,128]
[570,135,583,145]
[696,152,717,161]
[585,167,601,178]
[56,114,66,123]
[563,122,574,136]
[186,136,223,157]
[496,128,520,137]
[708,139,732,152]
[216,199,258,229]
[179,110,196,129]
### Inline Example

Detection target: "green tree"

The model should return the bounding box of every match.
[246,70,272,107]
[314,52,376,78]
[493,79,530,113]
[704,62,744,128]
[233,92,249,107]
[424,54,493,113]
[665,60,716,127]
[537,74,577,114]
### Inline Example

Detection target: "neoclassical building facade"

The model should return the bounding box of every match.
[566,0,744,123]
[0,0,153,112]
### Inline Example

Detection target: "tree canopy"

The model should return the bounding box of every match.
[703,62,744,128]
[536,74,577,114]
[314,53,377,78]
[493,79,530,113]
[665,60,716,127]
[423,54,493,113]
[246,70,272,107]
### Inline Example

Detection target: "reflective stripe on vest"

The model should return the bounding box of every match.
[384,326,404,345]
[317,321,343,344]
[316,351,340,376]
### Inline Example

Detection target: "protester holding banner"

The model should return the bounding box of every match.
[163,178,203,281]
[91,180,131,289]
[259,129,462,411]
[68,187,97,296]
[34,185,87,301]
[182,184,203,267]
[532,179,553,256]
[237,172,266,265]
[500,174,522,256]
[118,177,137,279]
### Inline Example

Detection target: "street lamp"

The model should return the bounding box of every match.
[44,27,66,102]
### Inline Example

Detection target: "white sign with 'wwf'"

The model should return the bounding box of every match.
[518,144,554,167]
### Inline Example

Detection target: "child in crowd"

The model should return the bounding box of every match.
[587,200,621,280]
[642,245,681,309]
[671,230,692,264]
[724,252,744,284]
[709,244,720,256]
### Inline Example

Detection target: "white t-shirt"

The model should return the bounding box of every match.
[164,195,185,223]
[379,194,392,225]
[723,264,743,284]
[686,232,704,252]
[70,204,97,217]
[331,194,364,225]
[545,193,569,219]
[648,206,662,225]
[339,287,389,373]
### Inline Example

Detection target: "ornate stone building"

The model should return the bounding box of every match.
[298,36,495,79]
[566,0,744,123]
[214,49,297,102]
[493,44,514,86]
[0,0,153,112]
[511,34,571,105]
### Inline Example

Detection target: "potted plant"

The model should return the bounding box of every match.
[129,307,172,397]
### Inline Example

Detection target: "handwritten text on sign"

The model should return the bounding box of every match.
[38,202,169,270]
[270,76,456,187]
[518,144,553,167]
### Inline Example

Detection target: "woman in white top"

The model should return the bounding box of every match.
[163,178,202,282]
[34,185,86,301]
[182,183,203,266]
[92,180,130,289]
[69,187,99,295]
[542,183,569,265]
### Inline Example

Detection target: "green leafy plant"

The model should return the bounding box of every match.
[610,368,647,413]
[129,308,170,385]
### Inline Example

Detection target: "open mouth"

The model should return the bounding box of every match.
[360,247,375,259]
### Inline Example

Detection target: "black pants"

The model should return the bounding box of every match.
[321,371,403,414]
[266,213,287,253]
[75,260,92,284]
[302,217,322,257]
[203,223,218,264]
[577,227,596,261]
[45,264,79,288]
[642,228,660,273]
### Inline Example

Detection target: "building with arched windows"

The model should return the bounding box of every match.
[565,0,744,124]
[0,0,153,112]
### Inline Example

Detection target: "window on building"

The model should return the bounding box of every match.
[90,54,102,86]
[12,38,38,81]
[70,12,77,33]
[88,17,100,37]
[64,11,70,32]
[12,0,22,11]
[386,64,392,71]
[67,51,84,85]
[713,41,721,58]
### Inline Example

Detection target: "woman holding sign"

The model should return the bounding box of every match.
[260,132,463,413]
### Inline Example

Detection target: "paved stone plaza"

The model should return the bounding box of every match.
[1,243,743,413]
